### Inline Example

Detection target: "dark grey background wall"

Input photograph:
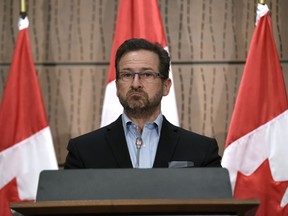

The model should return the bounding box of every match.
[1,0,287,165]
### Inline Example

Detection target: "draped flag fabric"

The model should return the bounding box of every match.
[100,0,179,127]
[222,4,288,215]
[0,17,58,216]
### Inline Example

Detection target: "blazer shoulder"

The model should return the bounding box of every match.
[70,116,123,143]
[162,116,216,143]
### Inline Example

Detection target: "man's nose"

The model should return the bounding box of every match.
[131,74,142,88]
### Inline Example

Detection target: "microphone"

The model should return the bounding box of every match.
[135,137,143,168]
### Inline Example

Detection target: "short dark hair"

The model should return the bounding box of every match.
[115,38,170,80]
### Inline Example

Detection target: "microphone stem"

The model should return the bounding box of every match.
[136,147,140,168]
[135,137,143,168]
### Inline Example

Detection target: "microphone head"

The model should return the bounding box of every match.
[136,137,143,149]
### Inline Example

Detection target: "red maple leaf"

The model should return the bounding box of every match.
[234,159,288,216]
[0,178,21,216]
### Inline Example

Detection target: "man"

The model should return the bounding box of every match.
[64,38,221,169]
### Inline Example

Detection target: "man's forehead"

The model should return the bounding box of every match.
[119,50,159,69]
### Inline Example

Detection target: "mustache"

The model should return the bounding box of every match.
[127,89,146,95]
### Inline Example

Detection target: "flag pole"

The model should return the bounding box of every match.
[20,0,27,18]
[259,0,265,4]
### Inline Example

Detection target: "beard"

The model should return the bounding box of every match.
[118,88,163,119]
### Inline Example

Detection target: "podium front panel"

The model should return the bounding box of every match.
[36,168,232,201]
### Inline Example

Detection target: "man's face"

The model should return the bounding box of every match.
[116,49,171,117]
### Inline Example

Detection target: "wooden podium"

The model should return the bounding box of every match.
[11,198,259,215]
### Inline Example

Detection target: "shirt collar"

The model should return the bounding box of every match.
[121,113,163,135]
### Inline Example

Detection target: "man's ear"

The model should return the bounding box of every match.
[163,78,172,96]
[115,80,120,97]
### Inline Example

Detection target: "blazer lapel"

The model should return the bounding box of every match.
[153,117,179,168]
[105,116,133,168]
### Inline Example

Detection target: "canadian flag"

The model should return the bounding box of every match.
[100,0,179,127]
[221,4,288,215]
[0,17,58,216]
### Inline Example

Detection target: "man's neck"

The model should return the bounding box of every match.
[124,111,161,131]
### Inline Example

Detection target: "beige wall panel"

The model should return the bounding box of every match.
[159,0,252,61]
[0,0,118,63]
[172,64,243,154]
[160,0,288,61]
[27,0,117,63]
[36,66,107,164]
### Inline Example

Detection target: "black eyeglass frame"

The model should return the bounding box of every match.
[117,71,165,82]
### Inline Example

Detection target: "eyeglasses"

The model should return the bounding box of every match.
[118,71,164,83]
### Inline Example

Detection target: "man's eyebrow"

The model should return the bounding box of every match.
[120,67,155,71]
[119,68,133,71]
[142,67,154,71]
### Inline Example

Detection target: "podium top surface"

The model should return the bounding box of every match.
[10,199,260,215]
[36,168,232,201]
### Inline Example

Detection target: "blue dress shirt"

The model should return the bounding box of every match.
[122,113,163,168]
